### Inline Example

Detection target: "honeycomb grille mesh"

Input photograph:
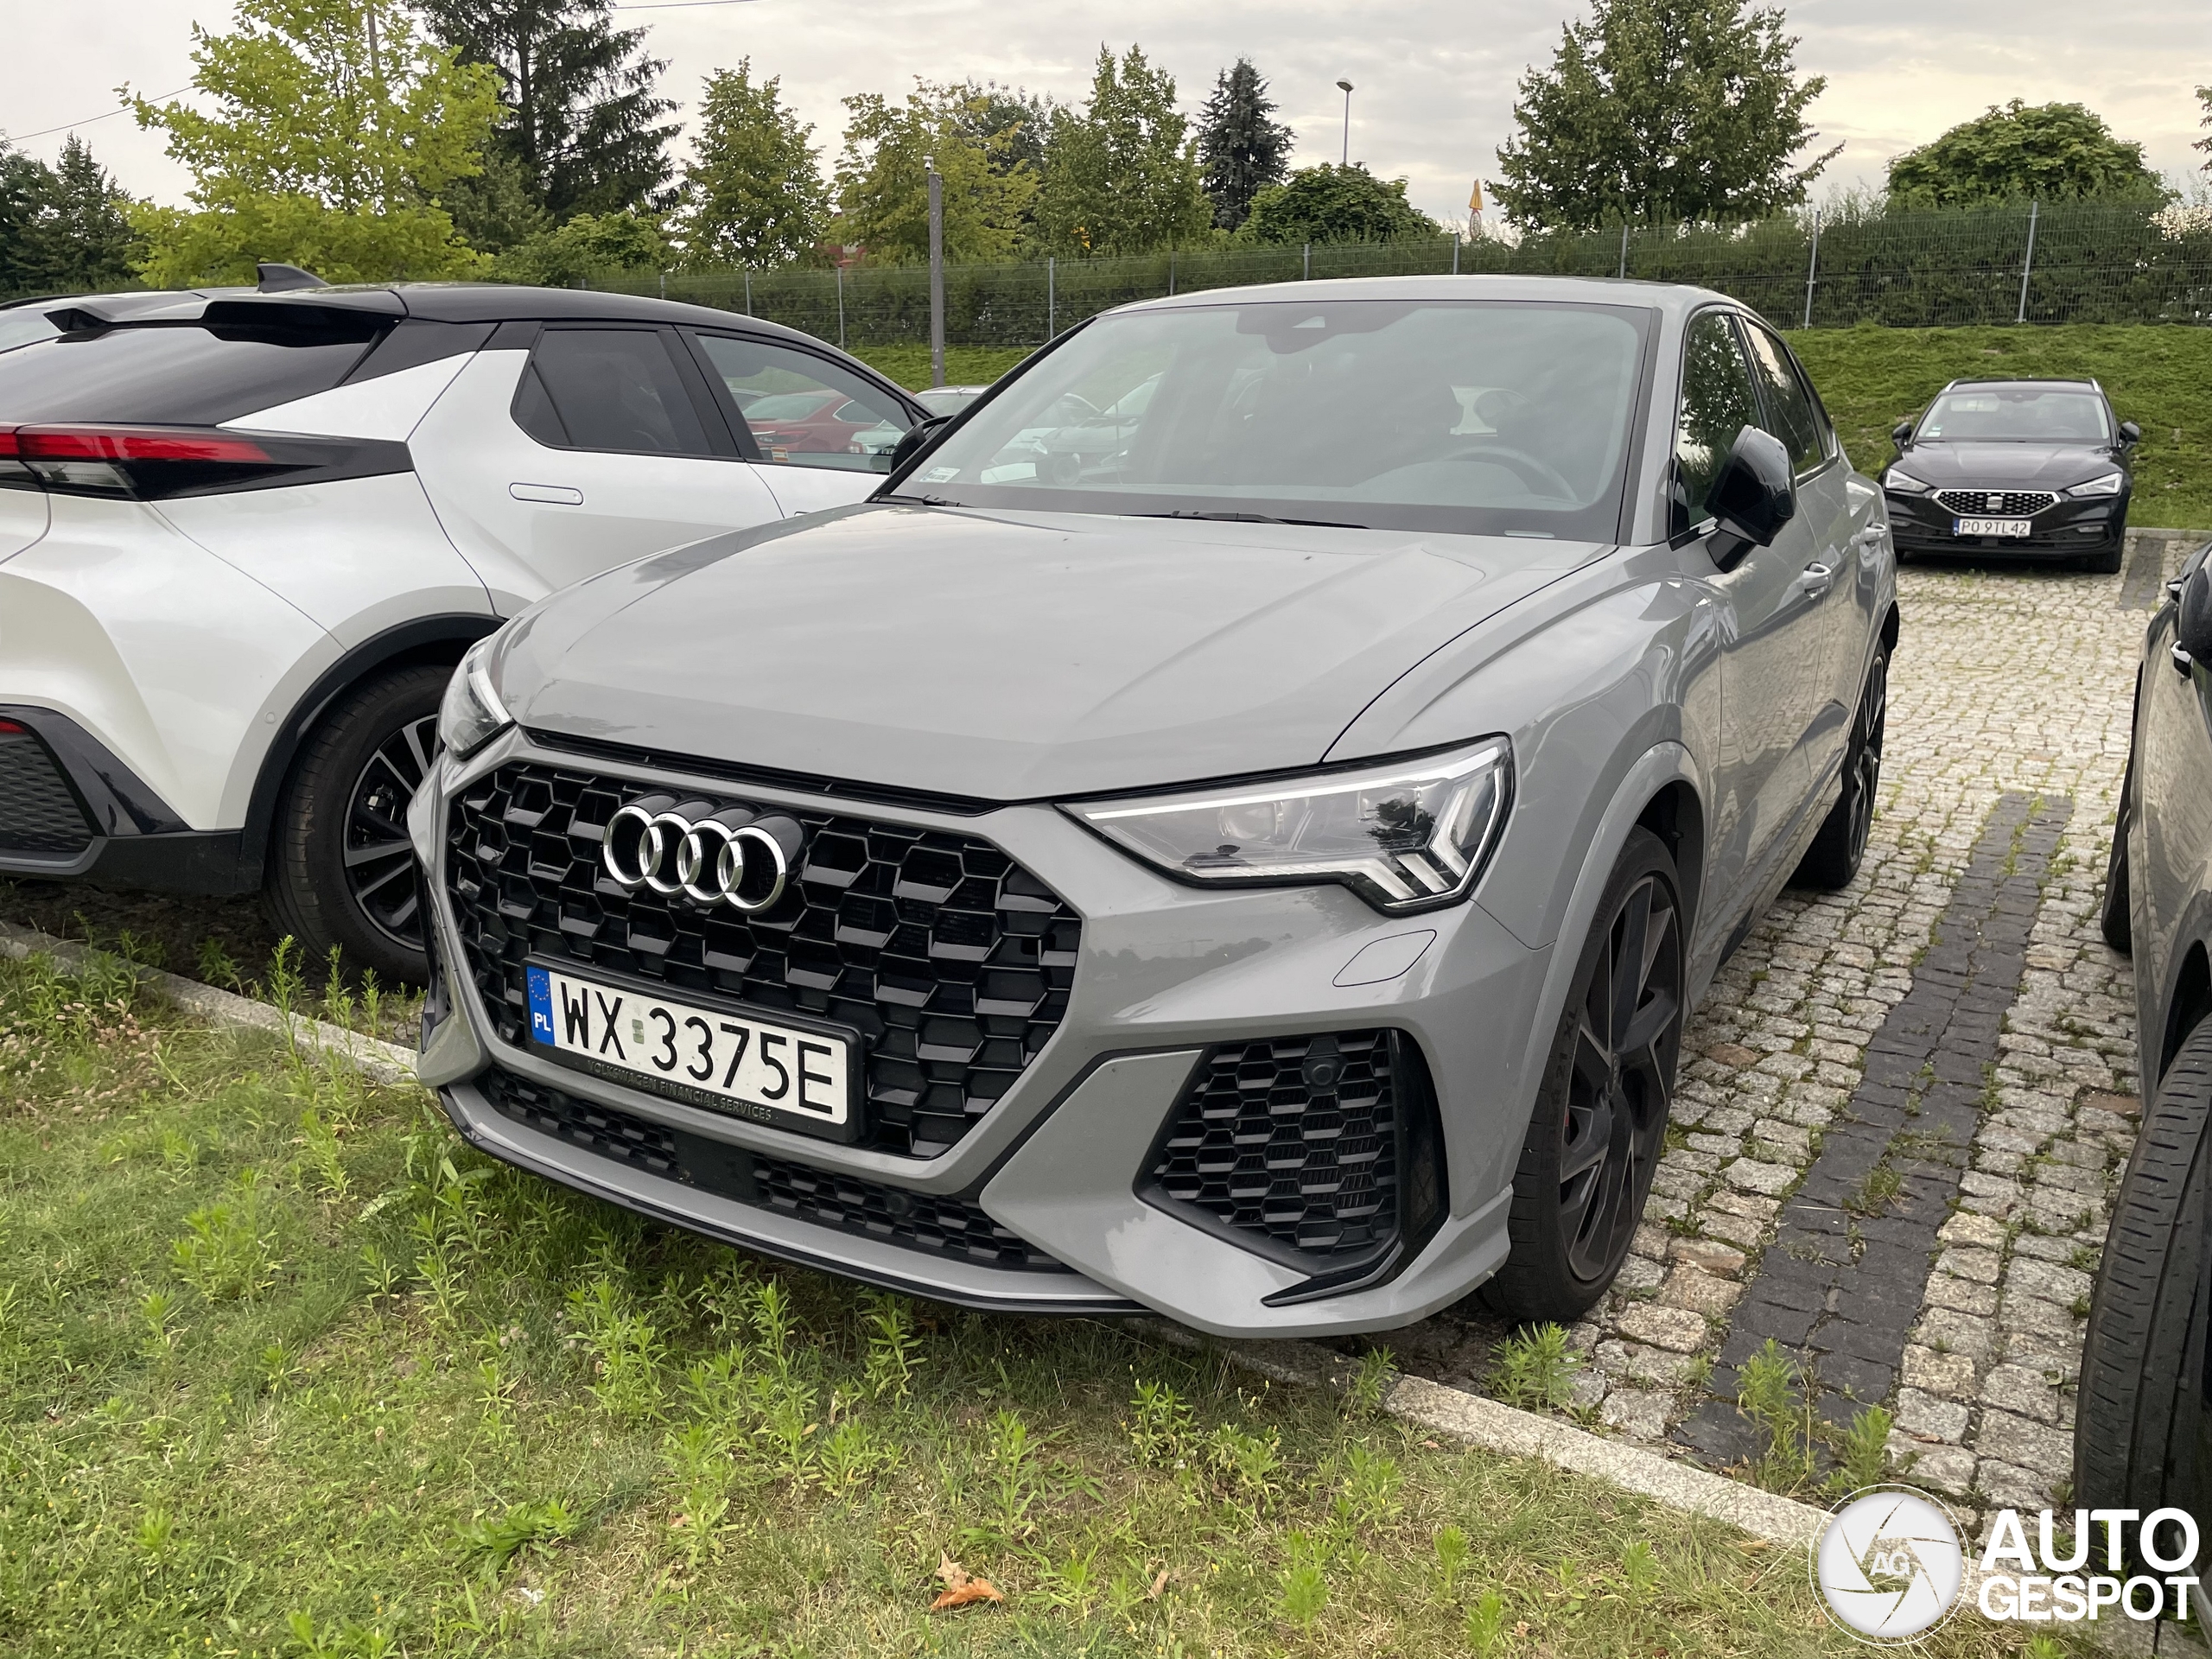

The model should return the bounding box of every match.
[0,731,92,855]
[1932,488,2058,518]
[480,1068,1068,1272]
[443,762,1080,1159]
[1147,1031,1402,1263]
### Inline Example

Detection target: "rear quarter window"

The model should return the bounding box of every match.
[0,322,383,424]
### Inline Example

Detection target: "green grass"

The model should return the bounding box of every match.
[0,949,2048,1657]
[1787,324,2212,531]
[859,324,2212,533]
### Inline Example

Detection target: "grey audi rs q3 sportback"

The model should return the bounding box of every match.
[409,276,1898,1338]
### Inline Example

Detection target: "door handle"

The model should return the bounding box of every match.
[2175,643,2195,678]
[510,482,583,505]
[1799,563,1834,597]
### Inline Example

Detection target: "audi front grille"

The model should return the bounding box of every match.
[443,761,1081,1158]
[1932,488,2058,517]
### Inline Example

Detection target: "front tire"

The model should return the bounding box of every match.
[264,664,448,987]
[2075,1015,2212,1568]
[2101,763,2134,955]
[1483,826,1685,1324]
[2081,539,2126,575]
[1793,642,1890,891]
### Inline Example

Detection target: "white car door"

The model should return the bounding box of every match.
[683,331,919,518]
[410,323,784,611]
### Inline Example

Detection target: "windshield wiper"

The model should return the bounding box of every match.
[879,492,959,506]
[1136,509,1364,529]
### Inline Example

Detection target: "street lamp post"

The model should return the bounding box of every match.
[1336,79,1353,167]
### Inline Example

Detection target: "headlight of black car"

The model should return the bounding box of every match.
[437,635,513,760]
[2066,473,2126,498]
[1882,467,1932,493]
[1065,738,1513,914]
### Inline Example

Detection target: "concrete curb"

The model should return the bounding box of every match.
[0,918,419,1088]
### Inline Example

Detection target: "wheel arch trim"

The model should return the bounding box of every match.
[238,613,498,870]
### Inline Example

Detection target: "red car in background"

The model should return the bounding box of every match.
[738,389,881,457]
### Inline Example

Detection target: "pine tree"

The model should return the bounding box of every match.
[420,0,677,223]
[1196,58,1292,231]
[0,141,52,294]
[27,137,139,292]
[680,60,827,268]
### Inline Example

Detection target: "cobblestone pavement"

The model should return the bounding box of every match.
[1389,533,2197,1533]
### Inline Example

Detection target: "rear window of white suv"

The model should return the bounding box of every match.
[0,315,384,425]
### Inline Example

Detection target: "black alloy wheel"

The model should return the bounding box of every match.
[1484,827,1685,1321]
[265,664,450,987]
[345,714,439,950]
[1795,643,1889,891]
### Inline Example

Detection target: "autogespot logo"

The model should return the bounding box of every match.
[1814,1486,1966,1643]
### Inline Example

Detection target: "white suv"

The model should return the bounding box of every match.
[0,280,925,982]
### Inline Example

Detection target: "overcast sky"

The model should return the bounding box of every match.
[3,1,2206,225]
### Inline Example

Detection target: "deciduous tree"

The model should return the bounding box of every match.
[679,60,826,268]
[1887,100,2164,208]
[1196,58,1293,231]
[1032,46,1212,257]
[1240,163,1440,245]
[831,83,1034,264]
[498,207,670,283]
[419,0,677,224]
[129,0,500,284]
[1495,0,1837,231]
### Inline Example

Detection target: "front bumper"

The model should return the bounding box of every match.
[1885,487,2126,556]
[410,728,1548,1338]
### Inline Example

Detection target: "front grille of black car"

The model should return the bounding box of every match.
[480,1067,1071,1272]
[0,728,93,855]
[1932,488,2059,517]
[443,762,1082,1159]
[1141,1030,1446,1284]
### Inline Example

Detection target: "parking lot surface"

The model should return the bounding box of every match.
[1392,533,2202,1529]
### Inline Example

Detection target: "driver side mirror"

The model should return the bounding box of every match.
[2120,420,2142,447]
[1891,419,1914,449]
[2177,563,2212,674]
[887,415,951,476]
[1705,425,1797,572]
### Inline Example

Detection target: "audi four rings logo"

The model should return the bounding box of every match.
[601,794,804,912]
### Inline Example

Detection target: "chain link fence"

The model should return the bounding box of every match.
[586,200,2212,348]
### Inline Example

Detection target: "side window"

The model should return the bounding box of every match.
[692,334,912,473]
[1740,322,1827,475]
[1673,312,1764,534]
[514,327,712,456]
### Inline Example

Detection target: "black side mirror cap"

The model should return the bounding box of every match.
[1891,419,1913,448]
[887,414,951,475]
[2179,563,2212,667]
[1705,426,1797,570]
[2120,420,2142,446]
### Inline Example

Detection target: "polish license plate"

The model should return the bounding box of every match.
[1955,517,2032,537]
[524,963,858,1141]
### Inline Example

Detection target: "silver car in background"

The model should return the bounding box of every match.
[410,276,1896,1338]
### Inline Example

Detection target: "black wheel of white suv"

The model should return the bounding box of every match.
[264,664,448,986]
[1483,826,1684,1324]
[2075,1014,2212,1572]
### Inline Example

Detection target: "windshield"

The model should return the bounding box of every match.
[892,299,1650,537]
[1920,385,2108,443]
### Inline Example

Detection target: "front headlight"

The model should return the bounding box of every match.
[1065,738,1513,914]
[1883,468,1931,493]
[437,635,513,760]
[2067,472,2126,498]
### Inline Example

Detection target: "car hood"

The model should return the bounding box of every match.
[498,503,1602,801]
[1897,442,2120,488]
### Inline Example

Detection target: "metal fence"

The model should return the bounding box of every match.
[588,200,2212,348]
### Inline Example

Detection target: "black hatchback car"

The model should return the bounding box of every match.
[2078,535,2212,1600]
[1882,378,2139,572]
